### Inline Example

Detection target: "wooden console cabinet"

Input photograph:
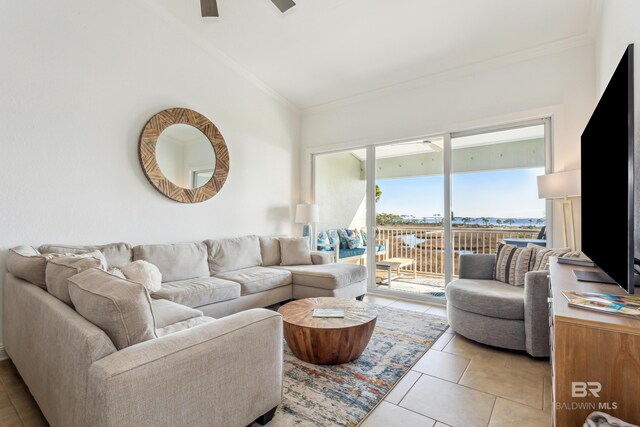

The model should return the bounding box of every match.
[549,259,640,426]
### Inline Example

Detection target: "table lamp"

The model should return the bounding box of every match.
[295,204,319,249]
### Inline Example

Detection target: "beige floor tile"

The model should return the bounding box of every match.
[543,376,552,413]
[363,295,396,307]
[385,370,421,405]
[434,423,452,427]
[503,353,551,377]
[21,409,49,427]
[459,360,544,409]
[0,405,21,426]
[362,401,435,427]
[388,300,430,313]
[424,305,447,317]
[430,332,454,351]
[488,397,551,427]
[400,375,495,427]
[412,350,470,383]
[441,335,509,367]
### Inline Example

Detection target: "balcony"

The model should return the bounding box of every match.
[372,226,541,298]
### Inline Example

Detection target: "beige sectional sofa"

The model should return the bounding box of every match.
[4,235,367,427]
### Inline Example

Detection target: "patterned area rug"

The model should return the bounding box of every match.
[269,306,449,427]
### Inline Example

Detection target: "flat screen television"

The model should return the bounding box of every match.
[580,43,636,294]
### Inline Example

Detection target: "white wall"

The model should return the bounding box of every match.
[302,42,597,248]
[315,152,366,231]
[0,0,300,351]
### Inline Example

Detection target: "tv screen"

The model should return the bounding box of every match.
[581,44,635,293]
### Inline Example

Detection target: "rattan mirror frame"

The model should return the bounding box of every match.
[139,108,229,203]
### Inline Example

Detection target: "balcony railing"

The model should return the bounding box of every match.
[376,226,541,278]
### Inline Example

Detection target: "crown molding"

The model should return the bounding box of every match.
[303,33,594,115]
[141,0,300,115]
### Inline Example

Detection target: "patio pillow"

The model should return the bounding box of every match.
[360,228,367,247]
[326,230,340,247]
[337,229,349,249]
[494,243,524,286]
[317,231,331,250]
[346,229,364,249]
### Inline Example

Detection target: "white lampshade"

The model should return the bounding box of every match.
[295,204,319,223]
[537,170,581,199]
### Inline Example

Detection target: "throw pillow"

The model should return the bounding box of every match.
[326,230,340,247]
[259,236,282,266]
[360,228,368,247]
[494,243,524,285]
[317,231,331,250]
[337,229,349,249]
[68,268,157,350]
[513,247,536,287]
[528,244,572,271]
[346,229,364,249]
[279,237,312,266]
[122,260,162,293]
[45,250,108,305]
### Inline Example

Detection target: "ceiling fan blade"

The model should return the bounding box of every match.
[271,0,296,13]
[201,0,219,17]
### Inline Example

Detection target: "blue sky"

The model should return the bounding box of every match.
[376,167,545,218]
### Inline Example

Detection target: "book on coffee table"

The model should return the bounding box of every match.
[312,308,345,318]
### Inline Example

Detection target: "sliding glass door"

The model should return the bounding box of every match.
[313,118,550,303]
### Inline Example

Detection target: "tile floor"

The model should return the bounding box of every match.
[0,294,551,427]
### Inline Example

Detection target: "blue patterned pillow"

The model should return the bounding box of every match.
[346,229,364,249]
[317,231,330,250]
[326,230,340,247]
[360,228,367,247]
[337,229,349,249]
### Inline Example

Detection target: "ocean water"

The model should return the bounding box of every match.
[382,217,545,227]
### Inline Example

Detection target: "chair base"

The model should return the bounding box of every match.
[255,406,277,425]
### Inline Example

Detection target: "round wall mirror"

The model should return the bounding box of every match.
[155,124,216,189]
[139,108,229,203]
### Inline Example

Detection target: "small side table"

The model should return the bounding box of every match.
[376,257,417,288]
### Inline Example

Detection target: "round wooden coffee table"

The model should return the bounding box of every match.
[277,297,377,365]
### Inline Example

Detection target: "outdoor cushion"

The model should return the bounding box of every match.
[152,277,240,308]
[215,267,292,296]
[133,243,209,283]
[446,279,525,320]
[275,263,367,290]
[259,236,282,266]
[39,242,132,269]
[151,299,204,329]
[205,235,262,275]
[338,248,366,259]
[67,268,157,350]
[6,246,61,288]
[45,252,107,305]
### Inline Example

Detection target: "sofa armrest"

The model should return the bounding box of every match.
[311,251,334,265]
[86,309,283,427]
[458,254,496,279]
[524,270,551,357]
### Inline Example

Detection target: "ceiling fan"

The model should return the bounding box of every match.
[200,0,296,17]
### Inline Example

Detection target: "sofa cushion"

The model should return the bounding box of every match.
[39,242,132,268]
[152,277,241,307]
[6,246,60,288]
[204,235,262,275]
[156,316,215,337]
[215,267,292,296]
[133,243,209,283]
[151,299,204,329]
[446,279,525,320]
[68,268,157,350]
[259,236,282,267]
[45,251,107,305]
[279,237,312,266]
[275,263,367,290]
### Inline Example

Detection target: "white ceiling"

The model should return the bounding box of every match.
[155,0,593,109]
